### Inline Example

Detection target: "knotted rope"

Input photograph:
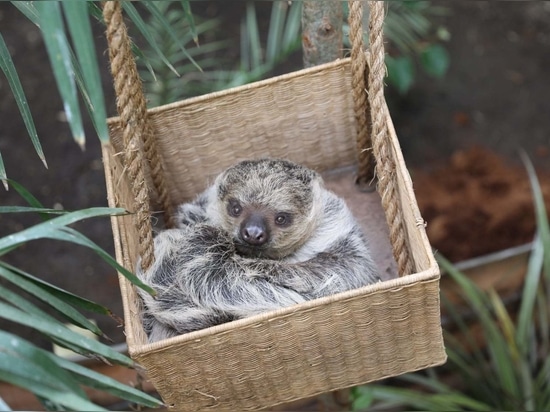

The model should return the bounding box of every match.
[350,1,415,275]
[103,1,175,270]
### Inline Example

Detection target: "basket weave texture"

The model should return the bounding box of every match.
[102,1,446,410]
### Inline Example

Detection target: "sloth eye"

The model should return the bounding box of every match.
[227,201,242,217]
[275,213,291,226]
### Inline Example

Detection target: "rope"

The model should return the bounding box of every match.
[103,2,175,230]
[348,1,375,184]
[366,1,415,276]
[104,2,174,270]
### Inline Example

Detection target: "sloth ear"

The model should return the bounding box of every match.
[214,174,229,199]
[297,168,323,188]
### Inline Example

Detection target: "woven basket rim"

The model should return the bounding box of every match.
[106,55,356,125]
[125,264,439,357]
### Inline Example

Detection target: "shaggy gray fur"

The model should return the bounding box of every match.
[137,159,380,342]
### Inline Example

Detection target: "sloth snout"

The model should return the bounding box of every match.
[240,214,269,246]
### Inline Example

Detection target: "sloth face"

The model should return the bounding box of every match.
[215,159,322,259]
[226,198,293,258]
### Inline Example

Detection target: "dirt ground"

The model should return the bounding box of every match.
[1,1,549,350]
[414,146,550,262]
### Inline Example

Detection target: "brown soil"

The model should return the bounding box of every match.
[413,146,550,262]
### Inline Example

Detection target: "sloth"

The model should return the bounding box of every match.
[137,158,380,342]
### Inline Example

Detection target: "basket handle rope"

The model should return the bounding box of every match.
[103,1,414,276]
[349,1,415,275]
[103,1,174,270]
[348,0,374,185]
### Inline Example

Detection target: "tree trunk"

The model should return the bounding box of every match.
[301,0,343,68]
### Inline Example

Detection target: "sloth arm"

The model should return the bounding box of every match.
[141,226,307,320]
[242,233,376,299]
[179,222,375,299]
[183,224,375,304]
[142,223,376,325]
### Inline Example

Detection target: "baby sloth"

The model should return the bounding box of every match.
[138,158,380,342]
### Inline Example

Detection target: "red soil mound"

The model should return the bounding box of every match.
[413,147,550,262]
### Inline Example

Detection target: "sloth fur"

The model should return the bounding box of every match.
[137,158,380,342]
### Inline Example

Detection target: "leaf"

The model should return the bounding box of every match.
[421,44,450,78]
[0,152,7,191]
[0,206,66,215]
[366,384,492,411]
[488,289,518,360]
[350,386,374,410]
[283,9,301,50]
[180,0,197,45]
[266,1,287,63]
[438,255,521,401]
[398,371,455,394]
[141,1,201,72]
[11,2,39,25]
[122,2,179,77]
[62,1,109,142]
[384,11,421,55]
[444,335,498,402]
[7,178,45,206]
[87,2,104,23]
[0,282,62,324]
[0,265,105,337]
[35,1,85,148]
[536,286,550,363]
[282,1,302,51]
[0,208,124,252]
[0,207,156,295]
[55,356,163,408]
[0,332,106,411]
[0,396,11,412]
[0,284,100,358]
[516,238,543,355]
[521,152,550,279]
[55,226,156,296]
[0,302,133,367]
[0,33,46,176]
[0,330,162,409]
[244,1,262,71]
[0,261,112,316]
[386,55,415,94]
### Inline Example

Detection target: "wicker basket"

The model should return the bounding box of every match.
[102,2,446,410]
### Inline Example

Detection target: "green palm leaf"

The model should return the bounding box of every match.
[0,265,105,338]
[0,34,45,185]
[34,1,85,148]
[0,303,132,367]
[62,1,109,143]
[0,261,113,316]
[0,331,105,411]
[0,207,155,295]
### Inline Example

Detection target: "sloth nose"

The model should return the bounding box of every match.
[241,215,269,246]
[241,224,268,246]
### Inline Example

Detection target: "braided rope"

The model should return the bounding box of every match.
[366,1,415,276]
[104,2,173,270]
[103,2,175,231]
[348,1,375,184]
